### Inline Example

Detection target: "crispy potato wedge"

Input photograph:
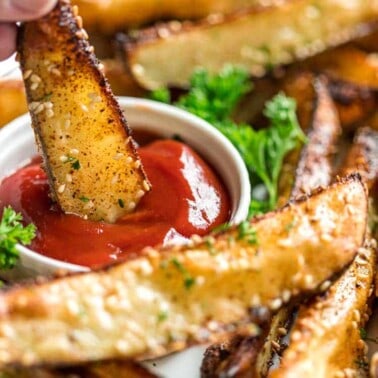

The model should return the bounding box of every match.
[270,238,377,378]
[18,0,149,222]
[271,127,378,378]
[0,79,27,128]
[0,175,367,367]
[290,76,341,198]
[0,360,156,378]
[72,0,276,33]
[122,0,378,89]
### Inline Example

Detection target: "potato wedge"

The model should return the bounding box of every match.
[0,79,27,128]
[72,0,276,34]
[0,360,156,378]
[0,175,367,367]
[290,76,341,198]
[18,0,150,222]
[122,0,378,89]
[271,127,378,378]
[270,238,377,378]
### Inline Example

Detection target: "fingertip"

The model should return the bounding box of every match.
[0,23,17,61]
[11,0,58,20]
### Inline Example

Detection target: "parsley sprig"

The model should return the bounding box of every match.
[0,207,36,269]
[151,65,305,217]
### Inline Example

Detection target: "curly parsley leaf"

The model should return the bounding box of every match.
[0,207,36,269]
[150,66,305,217]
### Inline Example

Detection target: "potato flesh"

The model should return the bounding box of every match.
[0,176,367,367]
[18,0,149,222]
[125,0,378,88]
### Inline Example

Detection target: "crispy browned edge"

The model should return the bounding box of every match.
[200,76,342,377]
[269,126,378,377]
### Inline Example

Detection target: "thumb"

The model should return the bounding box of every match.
[0,0,58,22]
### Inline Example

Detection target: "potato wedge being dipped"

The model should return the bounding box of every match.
[18,0,150,223]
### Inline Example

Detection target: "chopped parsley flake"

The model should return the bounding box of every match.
[171,257,195,290]
[79,196,90,203]
[237,221,258,245]
[118,199,125,208]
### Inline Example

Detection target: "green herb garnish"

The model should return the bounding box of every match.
[0,207,36,269]
[79,196,90,203]
[237,221,258,245]
[151,65,305,217]
[118,199,125,208]
[64,155,80,170]
[171,257,195,290]
[157,310,169,323]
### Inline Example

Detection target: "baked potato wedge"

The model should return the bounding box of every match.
[290,76,341,198]
[18,0,150,222]
[122,0,378,89]
[0,79,27,128]
[0,175,367,367]
[270,238,376,378]
[72,0,275,34]
[271,127,378,378]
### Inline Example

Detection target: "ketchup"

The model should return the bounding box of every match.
[0,139,230,268]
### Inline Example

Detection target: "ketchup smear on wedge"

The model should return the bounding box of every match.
[0,139,230,268]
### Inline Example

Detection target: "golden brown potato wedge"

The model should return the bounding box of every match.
[0,79,27,128]
[18,0,149,222]
[0,360,156,378]
[270,238,377,378]
[72,0,276,34]
[271,126,378,378]
[122,0,378,89]
[290,76,341,198]
[0,175,367,368]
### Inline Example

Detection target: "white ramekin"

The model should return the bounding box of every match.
[0,97,250,280]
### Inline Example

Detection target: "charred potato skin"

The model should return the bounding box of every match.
[290,76,341,198]
[270,239,377,378]
[18,0,149,223]
[0,176,367,368]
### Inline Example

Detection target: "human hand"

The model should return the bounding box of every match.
[0,0,58,60]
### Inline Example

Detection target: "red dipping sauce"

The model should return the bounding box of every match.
[0,139,230,268]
